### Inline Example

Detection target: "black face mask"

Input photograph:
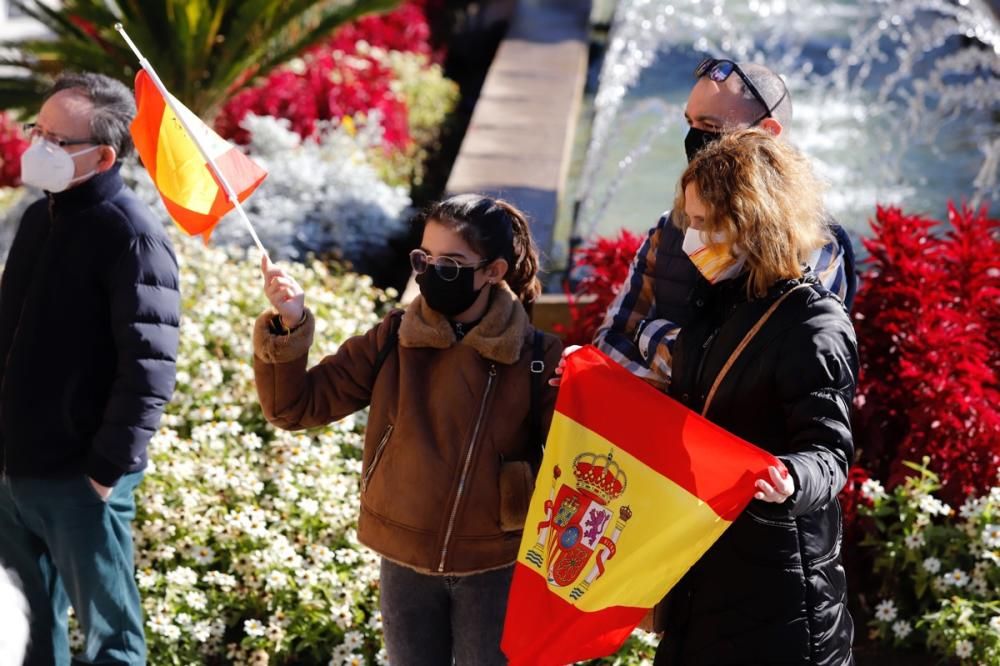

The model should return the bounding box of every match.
[415,266,486,317]
[684,126,723,162]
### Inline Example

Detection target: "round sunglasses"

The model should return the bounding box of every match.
[409,248,489,282]
[694,58,788,124]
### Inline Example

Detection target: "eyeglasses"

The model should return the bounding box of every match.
[409,248,489,282]
[694,58,788,124]
[22,123,96,148]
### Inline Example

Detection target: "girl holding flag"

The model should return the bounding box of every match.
[253,194,562,664]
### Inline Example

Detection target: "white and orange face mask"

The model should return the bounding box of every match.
[682,227,747,283]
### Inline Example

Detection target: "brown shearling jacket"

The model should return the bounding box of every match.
[253,284,562,574]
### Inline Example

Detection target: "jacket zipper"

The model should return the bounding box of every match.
[361,424,394,493]
[437,363,497,572]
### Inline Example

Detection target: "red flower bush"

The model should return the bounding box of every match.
[0,113,29,188]
[556,230,644,346]
[851,202,1000,505]
[216,1,435,147]
[328,2,433,59]
[215,49,410,148]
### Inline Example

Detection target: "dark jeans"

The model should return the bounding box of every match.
[0,472,145,665]
[380,558,514,665]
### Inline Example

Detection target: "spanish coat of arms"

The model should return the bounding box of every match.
[525,451,632,600]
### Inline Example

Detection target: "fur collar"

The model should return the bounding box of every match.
[399,282,530,365]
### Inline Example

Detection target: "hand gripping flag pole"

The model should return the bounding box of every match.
[114,23,269,256]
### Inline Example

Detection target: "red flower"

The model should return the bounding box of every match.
[0,113,30,188]
[555,230,645,346]
[853,202,1000,505]
[216,1,436,149]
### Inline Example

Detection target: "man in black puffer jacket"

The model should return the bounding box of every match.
[0,73,178,665]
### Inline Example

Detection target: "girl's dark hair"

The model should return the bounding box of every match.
[423,194,542,307]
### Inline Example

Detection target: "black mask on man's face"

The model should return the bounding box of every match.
[684,126,723,162]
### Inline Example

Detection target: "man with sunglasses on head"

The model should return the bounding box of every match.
[589,58,857,393]
[0,72,179,665]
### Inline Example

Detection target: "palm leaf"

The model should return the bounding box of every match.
[0,0,402,117]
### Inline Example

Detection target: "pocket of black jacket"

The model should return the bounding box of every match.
[499,460,535,532]
[362,424,393,493]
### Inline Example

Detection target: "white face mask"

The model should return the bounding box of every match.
[20,141,101,193]
[682,227,747,283]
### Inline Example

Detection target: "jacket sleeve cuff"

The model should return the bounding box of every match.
[253,308,315,364]
[85,450,125,487]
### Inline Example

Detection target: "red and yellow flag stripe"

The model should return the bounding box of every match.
[130,70,267,241]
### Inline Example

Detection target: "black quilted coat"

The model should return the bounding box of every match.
[0,165,179,486]
[655,275,858,666]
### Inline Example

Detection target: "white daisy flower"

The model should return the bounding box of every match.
[874,599,898,622]
[243,619,266,638]
[892,620,912,639]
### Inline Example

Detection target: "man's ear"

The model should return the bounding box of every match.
[759,117,783,137]
[96,145,118,172]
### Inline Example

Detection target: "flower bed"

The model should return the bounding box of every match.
[215,0,458,189]
[90,229,397,665]
[859,463,1000,665]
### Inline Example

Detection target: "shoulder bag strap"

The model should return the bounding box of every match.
[700,283,811,417]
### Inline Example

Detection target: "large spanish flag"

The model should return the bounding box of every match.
[130,70,267,241]
[502,345,781,665]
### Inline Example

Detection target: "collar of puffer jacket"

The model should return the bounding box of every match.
[399,282,530,365]
[48,162,124,214]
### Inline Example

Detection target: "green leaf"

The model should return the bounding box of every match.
[0,0,401,117]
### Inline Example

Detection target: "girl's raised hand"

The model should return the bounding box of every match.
[261,255,306,329]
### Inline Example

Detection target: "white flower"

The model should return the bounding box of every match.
[918,494,951,516]
[342,630,364,651]
[185,590,208,611]
[243,619,266,638]
[943,569,969,588]
[136,569,158,590]
[192,621,212,643]
[904,532,925,549]
[204,571,237,591]
[149,614,176,637]
[165,566,198,588]
[981,524,1000,549]
[892,620,912,639]
[989,616,1000,634]
[959,497,984,520]
[860,478,887,501]
[955,639,973,659]
[923,557,942,574]
[266,622,285,643]
[874,600,898,622]
[187,544,216,566]
[970,576,989,596]
[299,497,320,516]
[265,570,289,591]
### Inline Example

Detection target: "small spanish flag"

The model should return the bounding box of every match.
[130,70,267,242]
[501,345,780,665]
